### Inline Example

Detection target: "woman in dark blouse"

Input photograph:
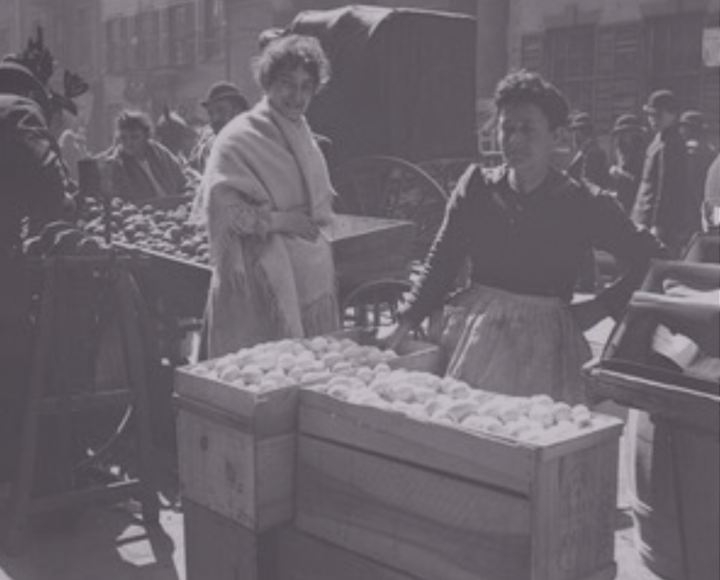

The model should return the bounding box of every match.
[386,71,661,404]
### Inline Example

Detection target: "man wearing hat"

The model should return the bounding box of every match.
[679,110,717,232]
[567,111,610,191]
[189,81,249,173]
[609,114,647,214]
[0,36,80,481]
[632,89,691,256]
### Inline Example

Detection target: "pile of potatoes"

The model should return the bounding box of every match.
[313,369,608,444]
[188,336,399,392]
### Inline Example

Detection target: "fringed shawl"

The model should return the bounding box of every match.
[197,97,339,354]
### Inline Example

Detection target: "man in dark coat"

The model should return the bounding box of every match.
[609,114,647,215]
[189,82,249,173]
[679,110,717,235]
[0,60,70,482]
[632,90,691,257]
[567,112,610,190]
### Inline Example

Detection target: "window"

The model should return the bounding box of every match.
[203,0,225,61]
[106,18,129,74]
[168,3,197,66]
[545,25,596,116]
[135,10,161,70]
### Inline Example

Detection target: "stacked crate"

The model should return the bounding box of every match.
[176,333,623,580]
[174,332,441,579]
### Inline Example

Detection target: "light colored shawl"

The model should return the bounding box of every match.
[197,97,338,341]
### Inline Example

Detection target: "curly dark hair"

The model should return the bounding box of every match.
[115,110,152,136]
[494,70,570,130]
[252,34,330,91]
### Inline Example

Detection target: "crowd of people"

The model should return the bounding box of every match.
[1,26,719,480]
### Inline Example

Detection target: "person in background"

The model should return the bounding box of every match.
[632,90,691,257]
[608,114,647,215]
[0,54,76,482]
[567,112,610,292]
[106,110,192,201]
[704,153,720,231]
[385,70,661,405]
[189,82,249,173]
[679,110,717,234]
[196,34,339,358]
[58,121,88,182]
[567,111,610,190]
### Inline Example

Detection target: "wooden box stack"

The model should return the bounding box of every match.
[174,368,297,580]
[175,333,442,580]
[293,390,623,580]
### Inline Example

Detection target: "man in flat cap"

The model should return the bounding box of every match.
[189,81,249,173]
[679,110,717,233]
[567,111,610,191]
[609,114,647,215]
[632,89,692,256]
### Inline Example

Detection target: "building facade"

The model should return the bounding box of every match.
[509,0,720,138]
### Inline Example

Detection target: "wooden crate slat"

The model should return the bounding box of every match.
[176,408,294,531]
[300,389,537,493]
[277,527,422,580]
[296,436,532,580]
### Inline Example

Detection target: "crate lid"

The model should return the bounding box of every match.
[597,260,720,393]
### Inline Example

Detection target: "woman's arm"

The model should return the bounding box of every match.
[397,165,480,328]
[584,190,664,322]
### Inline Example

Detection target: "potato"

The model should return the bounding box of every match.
[240,364,264,384]
[445,401,480,423]
[552,402,573,423]
[328,384,351,401]
[373,363,392,376]
[309,336,329,352]
[219,365,242,383]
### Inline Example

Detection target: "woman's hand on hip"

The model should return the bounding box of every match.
[570,298,610,332]
[270,211,320,241]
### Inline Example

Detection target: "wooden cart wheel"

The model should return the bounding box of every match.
[340,278,412,330]
[416,157,477,196]
[331,155,448,262]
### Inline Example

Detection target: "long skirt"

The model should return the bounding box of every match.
[432,285,592,405]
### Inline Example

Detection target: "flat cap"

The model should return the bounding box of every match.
[201,82,248,109]
[643,90,678,114]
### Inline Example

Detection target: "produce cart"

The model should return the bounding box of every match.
[587,260,720,580]
[100,196,417,350]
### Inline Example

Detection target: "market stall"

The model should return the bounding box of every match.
[175,330,624,580]
[588,260,720,580]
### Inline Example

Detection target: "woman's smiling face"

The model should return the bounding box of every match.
[266,66,317,122]
[498,102,559,174]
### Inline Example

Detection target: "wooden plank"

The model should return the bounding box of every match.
[177,409,294,531]
[184,499,278,580]
[538,418,623,462]
[300,389,537,493]
[532,439,619,580]
[277,527,421,580]
[175,369,299,438]
[589,368,720,435]
[299,404,531,494]
[296,436,532,580]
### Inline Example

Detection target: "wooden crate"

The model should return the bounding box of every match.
[183,499,279,580]
[296,390,623,580]
[330,327,444,374]
[175,368,298,531]
[276,526,421,580]
[325,214,415,290]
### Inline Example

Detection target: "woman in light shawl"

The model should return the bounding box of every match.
[198,34,339,358]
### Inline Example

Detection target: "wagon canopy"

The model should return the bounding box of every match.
[288,5,477,165]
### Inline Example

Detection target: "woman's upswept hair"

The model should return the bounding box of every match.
[115,109,152,135]
[494,70,570,130]
[252,34,330,91]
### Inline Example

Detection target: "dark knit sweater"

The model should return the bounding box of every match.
[400,165,661,325]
